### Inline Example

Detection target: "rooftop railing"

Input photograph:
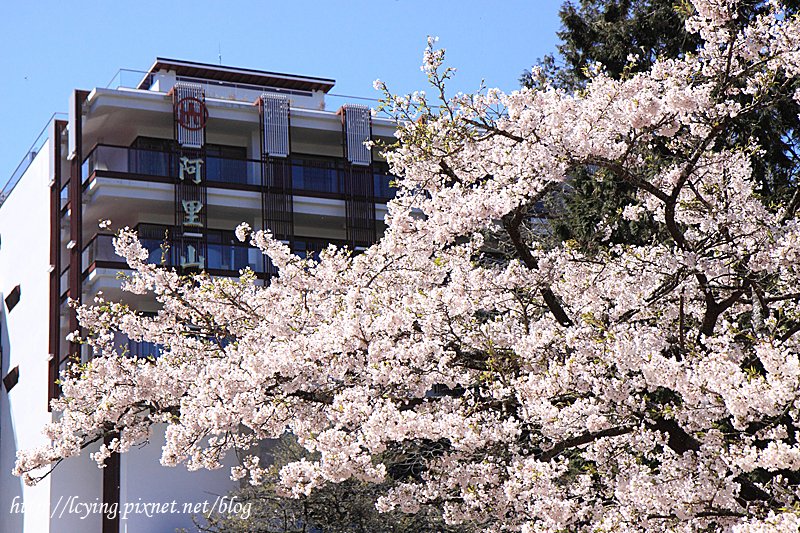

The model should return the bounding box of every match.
[324,93,382,112]
[1,112,68,206]
[103,68,385,112]
[103,68,384,107]
[105,68,153,91]
[176,75,314,99]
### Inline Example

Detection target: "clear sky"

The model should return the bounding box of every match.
[0,0,563,182]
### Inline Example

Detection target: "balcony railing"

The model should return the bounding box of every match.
[82,145,172,181]
[81,144,397,200]
[82,230,355,277]
[206,241,266,273]
[60,267,69,298]
[83,233,268,274]
[127,339,163,359]
[100,331,164,359]
[60,180,69,211]
[105,69,153,91]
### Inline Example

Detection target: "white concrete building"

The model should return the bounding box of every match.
[0,58,396,533]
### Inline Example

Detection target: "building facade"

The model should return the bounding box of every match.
[0,58,395,532]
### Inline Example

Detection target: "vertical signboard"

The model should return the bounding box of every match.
[173,83,208,271]
[175,83,207,148]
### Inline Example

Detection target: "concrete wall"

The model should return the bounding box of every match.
[119,424,237,532]
[48,440,103,532]
[0,141,55,532]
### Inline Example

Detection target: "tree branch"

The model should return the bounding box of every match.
[538,425,636,461]
[502,210,573,327]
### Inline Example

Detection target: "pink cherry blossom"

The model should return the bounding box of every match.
[15,2,800,530]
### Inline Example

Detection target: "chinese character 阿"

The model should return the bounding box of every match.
[179,157,203,184]
[182,200,203,227]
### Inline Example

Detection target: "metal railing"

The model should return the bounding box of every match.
[105,69,153,91]
[83,230,352,274]
[109,331,163,359]
[1,112,68,206]
[82,144,397,200]
[83,232,267,274]
[324,92,381,112]
[128,339,163,359]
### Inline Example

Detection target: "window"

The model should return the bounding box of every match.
[3,366,19,392]
[128,339,162,359]
[5,285,21,312]
[129,137,172,177]
[206,229,249,271]
[292,157,340,194]
[206,144,247,184]
[136,224,172,265]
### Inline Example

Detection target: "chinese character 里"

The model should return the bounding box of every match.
[182,200,203,227]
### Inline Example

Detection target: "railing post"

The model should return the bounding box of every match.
[68,90,89,363]
[48,119,68,405]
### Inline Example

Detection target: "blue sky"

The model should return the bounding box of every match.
[0,0,562,181]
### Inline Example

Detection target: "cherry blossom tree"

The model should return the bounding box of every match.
[16,1,800,530]
[197,434,471,533]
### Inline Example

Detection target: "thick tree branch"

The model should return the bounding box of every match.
[538,425,636,461]
[503,210,573,327]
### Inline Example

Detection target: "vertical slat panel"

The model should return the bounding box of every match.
[344,162,376,248]
[259,95,293,277]
[260,94,289,158]
[343,104,371,166]
[174,83,206,149]
[341,105,376,248]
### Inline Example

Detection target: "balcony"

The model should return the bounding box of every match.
[81,229,350,278]
[83,232,268,275]
[127,339,163,359]
[81,144,397,200]
[98,330,163,360]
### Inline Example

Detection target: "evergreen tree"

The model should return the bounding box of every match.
[526,0,800,249]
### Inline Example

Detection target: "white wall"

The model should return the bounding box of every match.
[48,440,103,532]
[0,140,56,533]
[119,424,236,532]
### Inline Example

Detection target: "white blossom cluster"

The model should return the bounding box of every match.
[14,1,800,530]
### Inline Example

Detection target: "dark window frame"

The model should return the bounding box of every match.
[5,285,21,311]
[3,365,19,392]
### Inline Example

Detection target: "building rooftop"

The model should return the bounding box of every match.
[138,58,336,94]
